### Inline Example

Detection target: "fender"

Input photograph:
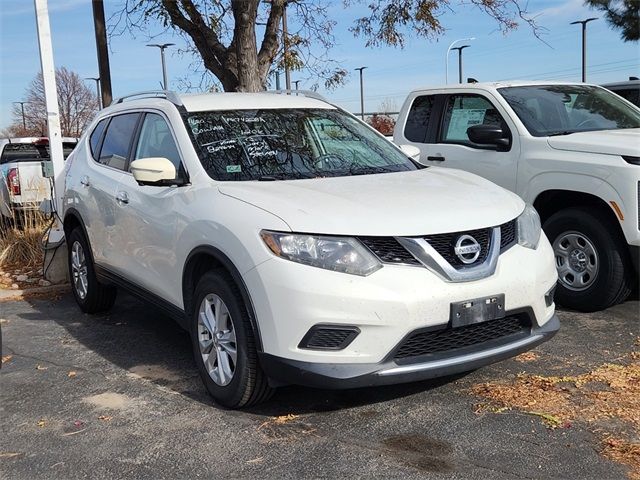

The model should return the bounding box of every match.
[183,245,263,351]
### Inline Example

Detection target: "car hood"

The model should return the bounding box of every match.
[547,128,640,156]
[218,168,524,236]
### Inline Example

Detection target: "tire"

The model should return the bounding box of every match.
[191,270,273,408]
[543,206,634,312]
[67,227,117,313]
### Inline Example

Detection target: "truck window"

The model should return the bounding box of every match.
[404,95,434,143]
[98,113,140,170]
[0,141,76,164]
[441,94,506,146]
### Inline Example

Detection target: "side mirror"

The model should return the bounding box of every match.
[130,157,177,186]
[398,144,421,162]
[467,125,511,151]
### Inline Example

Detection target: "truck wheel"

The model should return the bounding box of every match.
[543,207,633,312]
[191,270,273,408]
[67,227,117,313]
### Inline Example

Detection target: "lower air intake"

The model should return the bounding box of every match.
[299,325,360,350]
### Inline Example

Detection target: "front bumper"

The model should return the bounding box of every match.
[259,314,559,389]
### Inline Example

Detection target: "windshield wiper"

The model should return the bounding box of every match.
[258,175,279,181]
[547,130,577,137]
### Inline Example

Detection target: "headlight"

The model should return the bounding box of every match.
[516,204,541,249]
[260,231,382,276]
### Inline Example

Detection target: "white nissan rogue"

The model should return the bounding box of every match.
[63,91,559,407]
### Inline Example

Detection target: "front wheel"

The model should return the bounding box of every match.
[543,207,634,312]
[191,271,273,408]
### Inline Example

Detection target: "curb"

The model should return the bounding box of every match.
[0,283,70,302]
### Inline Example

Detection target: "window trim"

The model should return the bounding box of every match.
[437,93,513,152]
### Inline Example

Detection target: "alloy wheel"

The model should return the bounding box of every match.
[197,294,237,386]
[71,240,89,299]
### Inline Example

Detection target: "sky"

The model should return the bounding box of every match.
[0,0,638,130]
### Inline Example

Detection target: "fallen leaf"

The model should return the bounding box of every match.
[0,452,23,458]
[67,371,77,378]
[73,420,84,427]
[97,415,112,421]
[37,419,46,428]
[515,351,540,363]
[273,414,298,425]
[36,365,48,371]
[1,355,12,364]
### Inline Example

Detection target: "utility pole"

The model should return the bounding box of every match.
[293,80,301,90]
[147,43,174,90]
[91,0,112,107]
[445,37,475,84]
[451,45,470,84]
[570,17,598,82]
[85,77,101,108]
[282,1,291,91]
[355,66,367,120]
[13,101,28,130]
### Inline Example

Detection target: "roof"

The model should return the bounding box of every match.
[410,80,603,92]
[601,80,640,88]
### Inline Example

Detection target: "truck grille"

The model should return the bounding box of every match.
[393,314,531,361]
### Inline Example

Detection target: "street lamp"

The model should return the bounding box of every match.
[570,18,598,82]
[451,45,470,84]
[13,101,29,130]
[85,77,101,108]
[293,80,301,90]
[445,37,475,84]
[146,43,175,90]
[355,66,367,120]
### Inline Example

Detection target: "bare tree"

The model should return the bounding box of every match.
[5,67,99,138]
[112,0,540,94]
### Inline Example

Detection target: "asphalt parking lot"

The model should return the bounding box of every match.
[1,291,638,479]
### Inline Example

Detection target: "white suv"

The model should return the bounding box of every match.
[63,91,559,407]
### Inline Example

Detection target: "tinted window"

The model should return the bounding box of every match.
[89,118,108,159]
[99,113,139,170]
[404,95,433,142]
[134,113,183,178]
[186,109,419,181]
[1,142,75,164]
[610,88,640,107]
[498,85,640,136]
[441,94,506,145]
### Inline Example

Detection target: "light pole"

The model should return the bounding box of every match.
[146,43,175,90]
[13,101,28,130]
[570,18,597,82]
[451,45,470,84]
[85,77,101,108]
[355,66,367,120]
[445,37,475,84]
[293,80,301,90]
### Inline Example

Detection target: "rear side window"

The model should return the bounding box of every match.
[441,94,507,145]
[98,113,139,170]
[404,95,434,142]
[89,118,108,160]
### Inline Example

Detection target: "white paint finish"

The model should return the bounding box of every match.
[178,92,334,112]
[33,0,64,241]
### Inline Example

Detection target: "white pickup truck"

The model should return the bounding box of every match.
[394,81,640,312]
[0,137,76,221]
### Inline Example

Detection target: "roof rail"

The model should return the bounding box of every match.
[112,90,182,106]
[266,89,328,102]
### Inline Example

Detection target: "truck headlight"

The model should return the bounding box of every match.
[260,231,382,276]
[516,204,541,249]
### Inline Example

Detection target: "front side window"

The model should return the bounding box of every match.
[134,113,184,178]
[498,85,640,136]
[440,94,507,145]
[404,95,434,143]
[185,108,419,181]
[98,113,139,170]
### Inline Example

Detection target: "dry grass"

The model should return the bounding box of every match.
[0,210,50,271]
[472,350,640,479]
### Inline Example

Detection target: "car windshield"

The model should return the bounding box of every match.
[185,108,418,181]
[497,85,640,137]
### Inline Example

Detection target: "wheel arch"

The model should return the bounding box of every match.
[63,208,97,265]
[182,246,263,351]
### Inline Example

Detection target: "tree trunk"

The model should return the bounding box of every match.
[232,1,263,92]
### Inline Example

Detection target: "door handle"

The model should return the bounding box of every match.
[427,156,445,162]
[115,191,129,205]
[80,175,90,187]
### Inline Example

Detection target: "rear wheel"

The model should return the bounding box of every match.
[191,271,273,408]
[543,207,633,312]
[67,227,117,313]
